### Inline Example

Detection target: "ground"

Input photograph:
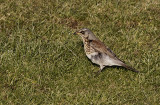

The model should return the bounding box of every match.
[0,0,160,104]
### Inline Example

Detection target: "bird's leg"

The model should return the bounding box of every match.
[94,65,105,76]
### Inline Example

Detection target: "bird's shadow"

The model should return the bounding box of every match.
[103,65,130,72]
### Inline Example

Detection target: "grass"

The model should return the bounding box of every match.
[0,0,160,104]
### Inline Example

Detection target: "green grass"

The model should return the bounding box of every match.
[0,0,160,104]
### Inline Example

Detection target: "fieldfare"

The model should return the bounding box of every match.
[74,28,139,73]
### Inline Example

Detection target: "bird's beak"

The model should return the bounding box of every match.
[73,32,77,35]
[73,31,81,35]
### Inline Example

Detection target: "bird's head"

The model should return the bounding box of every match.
[74,28,98,40]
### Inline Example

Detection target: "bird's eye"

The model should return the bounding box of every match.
[80,31,85,34]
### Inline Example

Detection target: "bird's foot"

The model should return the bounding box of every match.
[93,70,101,77]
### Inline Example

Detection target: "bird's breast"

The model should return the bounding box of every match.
[84,42,95,54]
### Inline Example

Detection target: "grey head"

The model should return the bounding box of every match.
[74,28,99,40]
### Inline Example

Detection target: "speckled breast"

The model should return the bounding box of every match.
[83,39,95,55]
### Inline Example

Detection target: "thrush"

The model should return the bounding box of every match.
[74,28,139,73]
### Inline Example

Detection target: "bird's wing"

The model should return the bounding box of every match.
[89,40,139,72]
[89,40,117,58]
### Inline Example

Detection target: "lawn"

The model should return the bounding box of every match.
[0,0,160,104]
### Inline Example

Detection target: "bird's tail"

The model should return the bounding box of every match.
[121,63,139,73]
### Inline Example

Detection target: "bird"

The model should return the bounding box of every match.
[74,28,139,73]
